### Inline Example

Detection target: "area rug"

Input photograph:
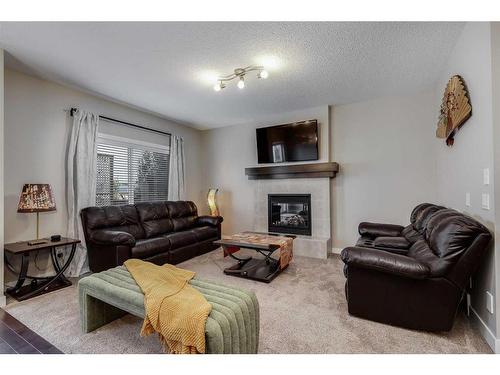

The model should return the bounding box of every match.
[4,250,492,354]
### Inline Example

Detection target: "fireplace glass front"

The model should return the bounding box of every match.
[268,194,311,236]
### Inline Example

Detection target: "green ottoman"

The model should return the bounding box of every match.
[78,266,259,354]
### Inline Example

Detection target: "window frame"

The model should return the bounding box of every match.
[95,132,171,207]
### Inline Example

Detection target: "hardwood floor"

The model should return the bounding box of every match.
[0,308,62,354]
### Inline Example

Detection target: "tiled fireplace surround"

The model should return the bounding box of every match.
[253,178,331,259]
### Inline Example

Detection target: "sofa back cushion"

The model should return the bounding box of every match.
[429,215,486,258]
[424,209,459,242]
[413,205,444,233]
[135,202,173,238]
[166,201,198,232]
[409,203,433,224]
[401,225,421,243]
[408,212,490,278]
[81,205,145,239]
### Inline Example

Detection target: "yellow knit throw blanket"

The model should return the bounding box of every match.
[124,259,212,354]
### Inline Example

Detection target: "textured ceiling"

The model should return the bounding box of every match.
[0,22,464,129]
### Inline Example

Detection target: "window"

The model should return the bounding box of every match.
[95,134,170,206]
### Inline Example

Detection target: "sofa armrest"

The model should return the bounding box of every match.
[358,222,405,238]
[341,246,430,280]
[90,230,136,247]
[196,215,223,227]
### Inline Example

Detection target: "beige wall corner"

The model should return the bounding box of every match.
[0,48,5,307]
[491,21,500,343]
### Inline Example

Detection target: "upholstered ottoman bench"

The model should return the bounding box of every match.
[78,266,259,354]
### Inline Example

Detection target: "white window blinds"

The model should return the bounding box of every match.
[95,133,170,206]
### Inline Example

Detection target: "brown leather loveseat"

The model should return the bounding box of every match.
[81,201,223,272]
[341,203,491,331]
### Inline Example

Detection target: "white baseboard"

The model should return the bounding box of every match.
[470,306,500,353]
[331,247,343,255]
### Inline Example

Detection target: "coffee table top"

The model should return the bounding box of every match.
[215,231,295,251]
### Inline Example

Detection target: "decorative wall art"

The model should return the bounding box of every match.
[436,75,472,146]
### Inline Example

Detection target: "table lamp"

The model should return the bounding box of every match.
[17,184,56,245]
[207,188,219,216]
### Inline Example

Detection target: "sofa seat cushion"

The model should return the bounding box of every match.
[373,236,410,250]
[191,226,218,242]
[131,237,171,259]
[163,231,197,250]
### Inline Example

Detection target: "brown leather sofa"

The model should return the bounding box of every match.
[341,203,491,331]
[81,201,223,272]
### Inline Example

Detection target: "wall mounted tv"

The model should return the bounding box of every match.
[256,120,319,164]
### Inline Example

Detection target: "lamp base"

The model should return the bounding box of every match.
[28,239,48,246]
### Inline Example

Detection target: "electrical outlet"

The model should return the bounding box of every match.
[466,192,471,207]
[483,168,490,185]
[486,291,494,314]
[482,193,490,210]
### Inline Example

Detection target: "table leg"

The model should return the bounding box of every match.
[50,247,70,284]
[224,246,252,263]
[10,244,77,301]
[254,248,278,265]
[5,253,30,296]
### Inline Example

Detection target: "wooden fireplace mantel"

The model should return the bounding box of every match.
[245,162,339,180]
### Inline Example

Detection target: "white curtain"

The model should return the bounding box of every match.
[168,135,186,201]
[66,109,99,277]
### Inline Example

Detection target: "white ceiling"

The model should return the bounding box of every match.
[0,22,464,130]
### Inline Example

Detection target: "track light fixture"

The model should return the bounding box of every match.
[213,65,268,92]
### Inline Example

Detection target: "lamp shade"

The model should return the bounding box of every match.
[17,184,56,213]
[207,188,219,216]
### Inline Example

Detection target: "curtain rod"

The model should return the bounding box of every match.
[69,108,172,137]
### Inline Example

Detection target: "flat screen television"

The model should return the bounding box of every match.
[256,120,319,164]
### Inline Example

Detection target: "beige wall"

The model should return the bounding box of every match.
[434,22,497,340]
[330,90,437,248]
[200,106,329,235]
[0,49,5,306]
[3,68,204,279]
[201,91,437,247]
[492,21,500,348]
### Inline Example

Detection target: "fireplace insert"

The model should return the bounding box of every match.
[268,194,311,236]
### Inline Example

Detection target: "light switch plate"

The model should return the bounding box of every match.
[482,193,490,210]
[466,192,471,207]
[483,168,490,185]
[486,291,494,314]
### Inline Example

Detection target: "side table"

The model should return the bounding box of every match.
[4,237,80,301]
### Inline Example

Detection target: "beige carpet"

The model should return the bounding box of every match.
[4,249,492,354]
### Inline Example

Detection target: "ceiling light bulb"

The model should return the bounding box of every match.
[213,81,223,92]
[237,76,245,89]
[258,70,269,79]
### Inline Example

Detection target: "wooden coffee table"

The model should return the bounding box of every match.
[214,232,295,283]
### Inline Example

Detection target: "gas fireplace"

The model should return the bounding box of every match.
[268,194,312,236]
